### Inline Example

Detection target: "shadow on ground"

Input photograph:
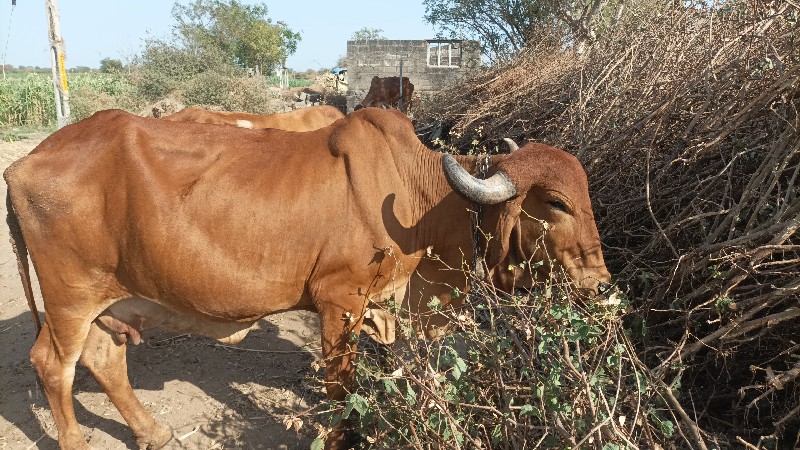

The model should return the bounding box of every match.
[0,310,324,450]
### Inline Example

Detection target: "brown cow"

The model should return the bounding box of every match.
[162,104,344,131]
[5,108,610,450]
[354,76,415,111]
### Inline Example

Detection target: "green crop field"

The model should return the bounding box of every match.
[0,73,137,127]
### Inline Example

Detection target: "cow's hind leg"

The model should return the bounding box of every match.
[80,322,173,450]
[30,318,94,449]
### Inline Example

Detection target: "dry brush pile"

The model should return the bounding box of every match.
[404,1,799,448]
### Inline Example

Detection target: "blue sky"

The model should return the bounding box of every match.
[0,0,439,71]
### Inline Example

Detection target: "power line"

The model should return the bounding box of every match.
[2,2,14,79]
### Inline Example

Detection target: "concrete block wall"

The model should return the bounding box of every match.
[344,39,481,112]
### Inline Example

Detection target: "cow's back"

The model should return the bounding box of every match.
[163,105,345,131]
[161,106,217,124]
[256,105,344,131]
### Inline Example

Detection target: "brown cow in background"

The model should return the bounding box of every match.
[163,105,344,131]
[355,76,415,111]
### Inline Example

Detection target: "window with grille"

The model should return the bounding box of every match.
[427,41,462,68]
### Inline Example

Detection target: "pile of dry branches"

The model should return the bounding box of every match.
[420,1,799,446]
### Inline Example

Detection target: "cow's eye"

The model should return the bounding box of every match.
[548,200,569,213]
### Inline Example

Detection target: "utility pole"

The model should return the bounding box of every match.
[45,0,70,128]
[398,59,404,113]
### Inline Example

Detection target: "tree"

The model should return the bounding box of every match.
[423,0,624,60]
[423,0,560,60]
[543,0,626,53]
[351,27,387,41]
[99,57,123,74]
[171,0,301,74]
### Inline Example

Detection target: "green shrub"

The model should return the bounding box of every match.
[70,73,139,121]
[124,38,283,113]
[310,262,686,448]
[69,88,119,122]
[128,68,179,102]
[128,39,242,102]
[179,70,235,108]
[224,76,283,114]
[180,71,279,114]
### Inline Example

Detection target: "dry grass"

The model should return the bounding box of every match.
[419,1,800,446]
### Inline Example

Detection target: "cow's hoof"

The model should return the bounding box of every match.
[136,423,173,450]
[57,430,93,450]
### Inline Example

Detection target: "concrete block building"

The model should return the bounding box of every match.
[344,39,482,112]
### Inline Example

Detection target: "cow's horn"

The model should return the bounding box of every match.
[502,138,519,153]
[442,154,517,205]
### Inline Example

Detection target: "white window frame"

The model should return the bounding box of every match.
[427,41,462,68]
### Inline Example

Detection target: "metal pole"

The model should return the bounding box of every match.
[45,0,70,128]
[398,59,403,113]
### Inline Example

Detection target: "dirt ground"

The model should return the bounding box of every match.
[0,132,324,449]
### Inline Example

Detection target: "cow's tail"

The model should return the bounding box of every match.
[6,192,41,336]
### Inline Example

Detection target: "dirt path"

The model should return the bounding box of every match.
[0,133,323,449]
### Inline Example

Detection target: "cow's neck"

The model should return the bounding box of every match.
[445,154,512,267]
[390,145,511,268]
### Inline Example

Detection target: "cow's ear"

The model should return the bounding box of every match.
[484,195,526,272]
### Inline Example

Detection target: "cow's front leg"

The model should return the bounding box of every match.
[318,298,365,450]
